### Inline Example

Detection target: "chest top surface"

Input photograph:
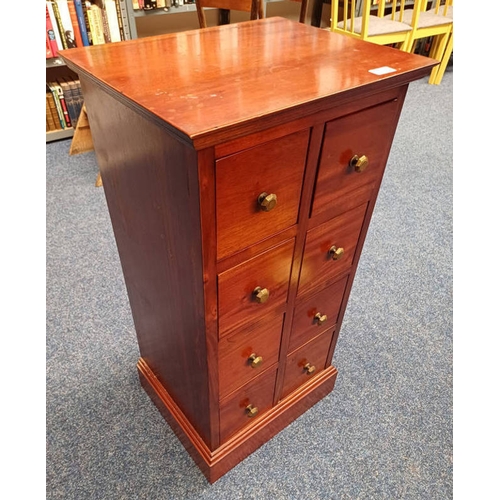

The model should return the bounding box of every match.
[60,17,434,146]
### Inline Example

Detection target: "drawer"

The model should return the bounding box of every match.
[219,312,284,399]
[219,366,277,443]
[297,204,367,297]
[289,276,348,352]
[216,129,309,260]
[218,238,295,338]
[311,98,401,218]
[281,329,333,399]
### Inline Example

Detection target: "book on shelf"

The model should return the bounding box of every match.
[50,0,70,49]
[58,78,79,128]
[46,5,59,56]
[73,0,92,45]
[46,31,54,58]
[47,81,72,129]
[104,0,122,42]
[46,84,66,130]
[85,1,106,45]
[117,0,131,39]
[143,0,157,10]
[46,92,61,131]
[67,0,85,47]
[55,0,79,48]
[68,79,84,123]
[47,2,64,53]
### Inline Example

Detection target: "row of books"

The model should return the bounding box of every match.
[46,0,131,58]
[132,0,196,10]
[46,78,84,133]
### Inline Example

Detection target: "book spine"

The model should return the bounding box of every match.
[48,94,63,131]
[46,5,58,56]
[46,29,54,58]
[56,0,78,48]
[73,80,84,120]
[86,3,106,45]
[47,2,64,52]
[67,0,84,47]
[112,0,125,41]
[59,80,78,128]
[99,2,112,43]
[51,1,69,49]
[68,80,83,124]
[118,0,131,40]
[54,82,72,128]
[48,84,66,129]
[46,93,58,131]
[104,0,122,42]
[73,0,90,45]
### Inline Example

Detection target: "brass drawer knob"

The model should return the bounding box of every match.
[329,245,345,260]
[245,404,259,417]
[258,192,278,211]
[350,154,369,173]
[253,286,270,303]
[248,353,263,368]
[304,363,316,375]
[314,312,328,325]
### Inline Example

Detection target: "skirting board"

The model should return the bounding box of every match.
[137,357,338,483]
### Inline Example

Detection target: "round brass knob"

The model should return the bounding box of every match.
[245,404,259,417]
[258,192,278,212]
[248,353,263,368]
[350,154,369,173]
[314,312,328,326]
[304,363,316,375]
[329,245,345,260]
[253,286,270,304]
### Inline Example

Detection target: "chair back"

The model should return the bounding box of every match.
[331,0,412,49]
[427,0,453,17]
[195,0,262,28]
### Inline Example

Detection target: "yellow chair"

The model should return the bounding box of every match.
[427,0,453,84]
[331,0,415,51]
[387,0,453,84]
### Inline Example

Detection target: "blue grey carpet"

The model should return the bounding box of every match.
[46,72,452,499]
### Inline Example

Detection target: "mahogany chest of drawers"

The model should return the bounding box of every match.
[60,17,435,483]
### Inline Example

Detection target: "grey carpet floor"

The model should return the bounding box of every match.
[46,71,452,499]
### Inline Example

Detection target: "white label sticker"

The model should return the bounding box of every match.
[369,66,397,75]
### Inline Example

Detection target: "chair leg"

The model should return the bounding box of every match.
[427,32,451,85]
[430,31,453,85]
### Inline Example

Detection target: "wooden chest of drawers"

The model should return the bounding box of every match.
[60,17,435,483]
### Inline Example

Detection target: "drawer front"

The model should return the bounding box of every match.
[297,204,367,297]
[289,276,348,353]
[281,329,334,399]
[219,312,284,399]
[218,238,295,337]
[312,98,400,217]
[216,129,309,259]
[219,366,277,443]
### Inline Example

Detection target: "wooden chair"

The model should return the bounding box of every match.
[386,0,453,84]
[195,0,263,28]
[331,0,414,51]
[195,0,309,28]
[426,0,453,84]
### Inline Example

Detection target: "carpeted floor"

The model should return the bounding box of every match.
[46,71,452,499]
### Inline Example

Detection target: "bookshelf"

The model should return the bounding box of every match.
[46,0,133,143]
[46,0,306,142]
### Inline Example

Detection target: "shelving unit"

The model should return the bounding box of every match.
[45,0,308,143]
[46,57,78,143]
